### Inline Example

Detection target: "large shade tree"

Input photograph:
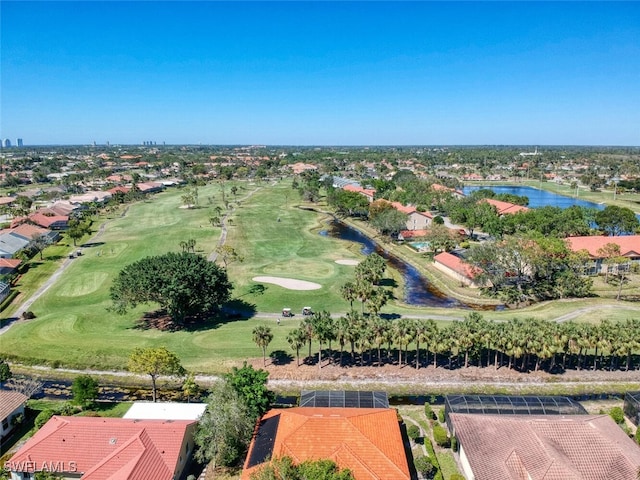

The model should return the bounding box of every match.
[109,251,232,325]
[595,205,639,236]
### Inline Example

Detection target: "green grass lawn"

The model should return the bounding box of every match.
[0,181,365,372]
[1,179,639,374]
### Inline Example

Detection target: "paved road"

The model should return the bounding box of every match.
[0,207,128,334]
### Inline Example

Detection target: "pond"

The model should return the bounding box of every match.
[321,220,488,309]
[462,185,605,210]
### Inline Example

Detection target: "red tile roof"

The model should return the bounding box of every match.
[242,407,410,480]
[481,198,530,215]
[6,416,194,480]
[28,212,68,228]
[108,186,131,195]
[399,230,429,239]
[433,252,478,279]
[0,258,21,270]
[450,413,640,480]
[343,184,376,199]
[565,235,640,258]
[8,223,49,240]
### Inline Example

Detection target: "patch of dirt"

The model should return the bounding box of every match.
[133,310,210,332]
[243,356,640,391]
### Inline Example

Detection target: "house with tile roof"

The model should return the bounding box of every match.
[433,252,483,287]
[343,184,376,203]
[6,416,196,480]
[389,202,433,231]
[0,258,21,275]
[449,413,640,480]
[27,212,69,230]
[136,182,164,194]
[481,198,530,216]
[431,183,464,198]
[373,199,433,231]
[242,407,411,480]
[566,235,640,274]
[0,390,28,441]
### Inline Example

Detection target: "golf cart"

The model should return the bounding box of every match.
[282,308,293,317]
[302,307,313,316]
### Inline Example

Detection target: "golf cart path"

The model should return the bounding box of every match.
[0,206,129,334]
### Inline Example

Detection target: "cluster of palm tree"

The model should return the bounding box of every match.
[340,253,392,314]
[283,311,640,373]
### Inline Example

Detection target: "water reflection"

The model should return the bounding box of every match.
[323,220,465,308]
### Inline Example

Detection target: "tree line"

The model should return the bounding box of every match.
[255,312,640,373]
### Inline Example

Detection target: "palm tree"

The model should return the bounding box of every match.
[393,319,414,367]
[300,316,314,360]
[413,319,435,370]
[345,310,364,363]
[311,310,333,369]
[252,325,273,367]
[287,328,306,367]
[335,316,351,366]
[368,288,392,315]
[428,327,446,369]
[621,318,640,371]
[340,282,358,310]
[369,315,389,366]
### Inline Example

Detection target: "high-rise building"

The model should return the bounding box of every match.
[2,139,11,148]
[16,138,23,147]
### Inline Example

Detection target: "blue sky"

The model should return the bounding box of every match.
[1,1,639,146]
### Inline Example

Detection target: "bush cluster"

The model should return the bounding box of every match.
[407,424,420,441]
[432,424,450,448]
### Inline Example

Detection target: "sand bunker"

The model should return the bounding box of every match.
[335,259,359,266]
[252,276,322,290]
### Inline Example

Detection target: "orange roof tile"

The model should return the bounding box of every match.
[343,184,376,198]
[6,416,194,479]
[0,258,21,270]
[399,230,429,239]
[242,408,410,480]
[481,198,530,215]
[28,212,68,228]
[434,252,479,279]
[9,223,49,240]
[565,235,640,258]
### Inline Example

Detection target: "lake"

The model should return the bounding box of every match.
[462,185,604,210]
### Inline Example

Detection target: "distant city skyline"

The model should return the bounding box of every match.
[1,2,639,146]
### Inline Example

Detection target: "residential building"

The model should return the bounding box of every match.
[0,390,28,441]
[242,406,411,480]
[433,252,482,287]
[566,235,640,274]
[6,416,197,480]
[343,183,376,203]
[481,198,530,216]
[449,413,640,480]
[0,258,21,275]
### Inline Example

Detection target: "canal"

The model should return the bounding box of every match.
[321,220,473,309]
